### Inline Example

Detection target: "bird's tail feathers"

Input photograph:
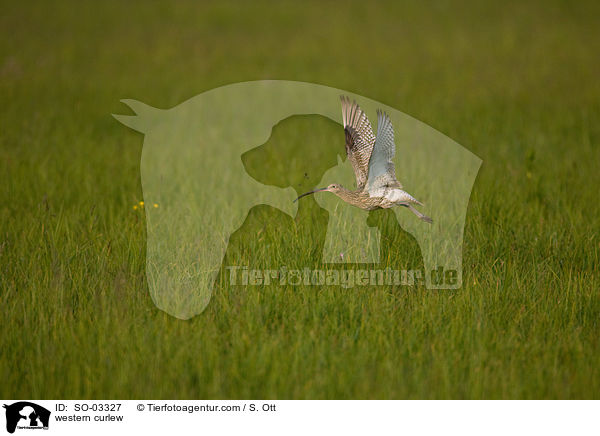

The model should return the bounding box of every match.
[404,192,424,206]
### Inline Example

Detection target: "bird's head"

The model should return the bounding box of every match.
[293,184,344,202]
[325,183,343,193]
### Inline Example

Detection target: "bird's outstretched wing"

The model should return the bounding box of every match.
[366,109,402,195]
[340,96,376,191]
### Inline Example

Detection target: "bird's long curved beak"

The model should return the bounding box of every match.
[293,187,328,202]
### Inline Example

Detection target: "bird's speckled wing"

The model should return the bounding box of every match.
[340,96,376,191]
[366,109,402,195]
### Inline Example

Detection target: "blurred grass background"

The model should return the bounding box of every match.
[1,0,599,398]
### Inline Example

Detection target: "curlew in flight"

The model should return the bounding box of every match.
[295,96,433,223]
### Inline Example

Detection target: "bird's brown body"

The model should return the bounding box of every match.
[330,187,382,210]
[295,97,433,223]
[327,186,415,210]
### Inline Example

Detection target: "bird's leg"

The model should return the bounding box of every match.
[404,204,433,224]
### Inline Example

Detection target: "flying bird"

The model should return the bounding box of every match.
[295,96,433,223]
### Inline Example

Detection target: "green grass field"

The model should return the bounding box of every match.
[1,0,599,398]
